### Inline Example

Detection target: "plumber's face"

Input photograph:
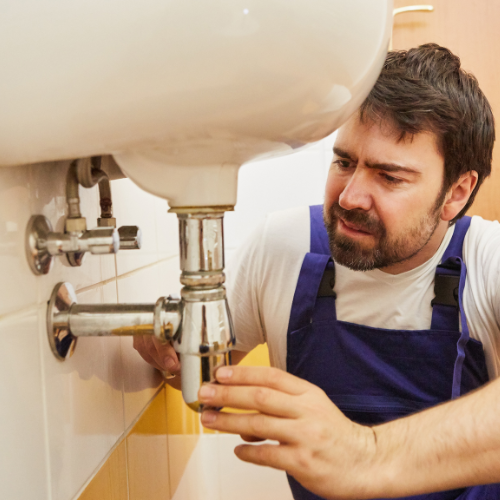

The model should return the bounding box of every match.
[324,114,446,271]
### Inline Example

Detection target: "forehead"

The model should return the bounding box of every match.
[335,114,444,173]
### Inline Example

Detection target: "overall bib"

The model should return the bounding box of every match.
[286,205,500,500]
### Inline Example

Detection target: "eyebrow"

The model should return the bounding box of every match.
[333,146,421,176]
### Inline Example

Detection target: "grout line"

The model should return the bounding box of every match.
[75,254,179,295]
[36,306,54,500]
[114,254,179,282]
[0,304,40,324]
[124,429,131,500]
[0,255,179,323]
[70,383,166,500]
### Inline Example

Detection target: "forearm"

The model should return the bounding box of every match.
[371,377,500,497]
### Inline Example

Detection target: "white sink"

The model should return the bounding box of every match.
[0,0,392,207]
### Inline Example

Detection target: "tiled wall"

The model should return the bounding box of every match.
[0,132,334,500]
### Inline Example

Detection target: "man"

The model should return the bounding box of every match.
[134,44,500,499]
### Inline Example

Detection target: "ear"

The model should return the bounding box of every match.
[441,171,479,222]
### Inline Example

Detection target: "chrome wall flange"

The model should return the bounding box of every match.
[46,281,183,361]
[47,282,78,360]
[26,215,55,275]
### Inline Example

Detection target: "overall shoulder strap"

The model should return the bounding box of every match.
[286,207,336,334]
[309,205,331,255]
[431,216,471,326]
[430,216,472,399]
[287,253,332,334]
[441,216,472,262]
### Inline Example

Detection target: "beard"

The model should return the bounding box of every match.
[323,192,446,271]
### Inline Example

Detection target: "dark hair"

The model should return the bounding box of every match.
[359,43,495,222]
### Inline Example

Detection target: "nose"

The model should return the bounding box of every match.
[338,170,372,212]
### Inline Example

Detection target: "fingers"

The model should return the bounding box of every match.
[152,336,181,374]
[234,443,298,473]
[201,410,296,443]
[240,434,266,443]
[215,365,314,396]
[132,336,180,374]
[198,382,301,418]
[132,336,164,371]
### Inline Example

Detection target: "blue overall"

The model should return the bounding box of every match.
[286,205,499,500]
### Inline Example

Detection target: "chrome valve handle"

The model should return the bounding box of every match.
[25,215,120,274]
[26,216,143,274]
[118,225,142,250]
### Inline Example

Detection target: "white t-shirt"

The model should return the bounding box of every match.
[226,205,500,380]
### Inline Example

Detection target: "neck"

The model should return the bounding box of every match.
[380,219,450,275]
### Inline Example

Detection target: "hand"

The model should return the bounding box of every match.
[197,366,383,500]
[132,335,181,376]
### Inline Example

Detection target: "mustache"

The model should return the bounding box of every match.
[326,203,385,236]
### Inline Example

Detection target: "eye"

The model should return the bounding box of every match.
[333,159,352,170]
[381,173,403,185]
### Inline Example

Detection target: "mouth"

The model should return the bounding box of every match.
[338,218,373,238]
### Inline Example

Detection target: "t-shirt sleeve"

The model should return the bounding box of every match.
[464,217,500,378]
[471,218,500,325]
[226,222,267,352]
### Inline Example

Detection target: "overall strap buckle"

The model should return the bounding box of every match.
[431,273,460,308]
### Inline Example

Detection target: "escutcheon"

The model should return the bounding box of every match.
[47,282,78,360]
[25,215,54,275]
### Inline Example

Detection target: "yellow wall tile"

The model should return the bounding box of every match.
[239,343,270,368]
[165,384,202,497]
[78,345,269,500]
[78,440,128,500]
[127,387,170,500]
[165,384,200,435]
[204,344,271,425]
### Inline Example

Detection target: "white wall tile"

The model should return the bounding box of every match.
[155,198,179,260]
[169,435,221,500]
[39,284,125,500]
[0,309,50,500]
[112,178,161,276]
[157,257,182,298]
[225,133,336,252]
[117,265,166,428]
[218,435,293,500]
[0,164,39,315]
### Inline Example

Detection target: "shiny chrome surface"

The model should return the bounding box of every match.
[68,303,156,337]
[176,287,235,412]
[25,215,55,275]
[25,214,120,274]
[175,210,226,288]
[47,283,183,359]
[181,352,231,412]
[47,227,120,256]
[178,213,224,272]
[47,282,78,360]
[173,210,235,411]
[154,295,183,344]
[118,226,142,250]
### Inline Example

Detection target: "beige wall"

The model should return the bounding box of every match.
[392,0,500,222]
